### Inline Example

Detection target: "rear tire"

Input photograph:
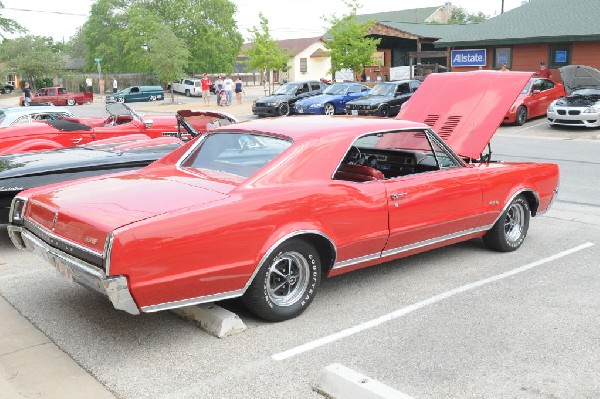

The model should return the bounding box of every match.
[66,98,76,106]
[242,239,321,322]
[483,195,530,252]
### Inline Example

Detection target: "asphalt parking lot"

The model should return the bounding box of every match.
[1,109,599,398]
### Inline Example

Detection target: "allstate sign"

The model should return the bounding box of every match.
[451,49,486,67]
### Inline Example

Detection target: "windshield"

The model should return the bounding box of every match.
[181,132,292,178]
[273,83,298,95]
[369,83,395,96]
[105,103,143,122]
[0,112,6,126]
[571,88,600,97]
[520,81,533,94]
[323,84,349,95]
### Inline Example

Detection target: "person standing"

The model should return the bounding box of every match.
[86,77,93,93]
[223,75,234,106]
[215,76,223,106]
[500,63,510,72]
[112,78,118,93]
[23,82,31,106]
[234,76,243,104]
[200,72,211,106]
[537,61,552,79]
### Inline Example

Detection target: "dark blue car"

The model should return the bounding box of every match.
[294,82,370,115]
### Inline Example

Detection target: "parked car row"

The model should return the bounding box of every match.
[4,71,559,323]
[252,79,421,118]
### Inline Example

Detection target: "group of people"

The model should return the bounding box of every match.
[200,73,243,106]
[499,61,553,80]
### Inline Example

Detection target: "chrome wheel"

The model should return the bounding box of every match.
[324,103,335,115]
[117,97,125,103]
[516,106,527,126]
[483,195,530,252]
[278,102,290,116]
[67,98,76,106]
[266,251,310,307]
[504,201,526,244]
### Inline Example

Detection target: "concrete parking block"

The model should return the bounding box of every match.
[171,303,247,338]
[313,363,414,399]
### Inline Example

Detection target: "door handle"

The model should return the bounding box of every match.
[391,193,407,200]
[71,138,83,144]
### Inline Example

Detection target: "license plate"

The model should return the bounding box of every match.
[351,110,358,115]
[53,258,74,283]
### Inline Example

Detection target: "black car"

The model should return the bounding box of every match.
[345,80,421,117]
[2,83,14,94]
[0,110,237,223]
[252,80,325,117]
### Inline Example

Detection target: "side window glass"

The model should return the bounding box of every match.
[58,88,67,94]
[311,83,321,91]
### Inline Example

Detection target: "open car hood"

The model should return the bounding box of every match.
[397,71,533,160]
[559,65,600,94]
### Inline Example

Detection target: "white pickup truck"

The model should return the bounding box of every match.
[171,78,202,97]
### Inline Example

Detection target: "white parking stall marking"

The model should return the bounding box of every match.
[505,121,549,133]
[273,242,595,361]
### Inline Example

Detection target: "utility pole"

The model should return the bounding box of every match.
[501,0,505,13]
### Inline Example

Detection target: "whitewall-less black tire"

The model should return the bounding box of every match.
[483,195,530,252]
[242,239,321,322]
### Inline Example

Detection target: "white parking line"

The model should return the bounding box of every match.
[272,242,595,361]
[503,121,549,133]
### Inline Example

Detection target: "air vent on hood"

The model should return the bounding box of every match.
[423,114,440,127]
[437,115,462,139]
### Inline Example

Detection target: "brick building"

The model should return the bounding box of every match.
[435,0,600,82]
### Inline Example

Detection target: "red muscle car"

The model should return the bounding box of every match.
[7,71,560,322]
[503,77,565,125]
[0,103,230,155]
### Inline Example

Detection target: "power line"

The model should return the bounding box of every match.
[3,7,88,17]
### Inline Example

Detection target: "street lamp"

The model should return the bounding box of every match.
[95,57,103,93]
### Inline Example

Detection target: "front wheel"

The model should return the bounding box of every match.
[66,98,76,106]
[515,106,527,126]
[278,102,290,116]
[483,195,530,252]
[378,104,390,117]
[242,239,321,322]
[324,103,335,115]
[117,97,125,103]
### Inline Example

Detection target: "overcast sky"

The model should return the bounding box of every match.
[1,0,527,42]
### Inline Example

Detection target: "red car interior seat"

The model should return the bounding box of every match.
[334,164,384,182]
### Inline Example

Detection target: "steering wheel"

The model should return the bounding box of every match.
[344,146,362,164]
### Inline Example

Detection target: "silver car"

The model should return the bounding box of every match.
[547,65,600,128]
[0,106,76,128]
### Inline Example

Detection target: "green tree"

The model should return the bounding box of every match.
[0,1,25,38]
[81,0,132,72]
[132,0,242,73]
[448,7,488,24]
[245,13,289,95]
[143,25,190,102]
[0,36,64,87]
[322,0,381,78]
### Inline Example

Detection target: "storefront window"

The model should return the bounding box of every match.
[494,47,512,69]
[549,44,571,68]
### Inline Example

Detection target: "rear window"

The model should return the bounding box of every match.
[181,133,291,178]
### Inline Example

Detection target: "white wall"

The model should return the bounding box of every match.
[287,41,331,82]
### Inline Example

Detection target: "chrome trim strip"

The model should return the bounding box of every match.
[141,289,245,313]
[380,225,492,259]
[103,232,115,276]
[9,226,139,315]
[332,225,492,270]
[24,218,104,259]
[141,229,337,313]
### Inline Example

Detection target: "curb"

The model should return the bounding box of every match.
[313,363,414,399]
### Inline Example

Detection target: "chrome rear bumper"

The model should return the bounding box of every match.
[7,225,139,315]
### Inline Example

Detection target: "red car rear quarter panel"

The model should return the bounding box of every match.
[109,180,390,308]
